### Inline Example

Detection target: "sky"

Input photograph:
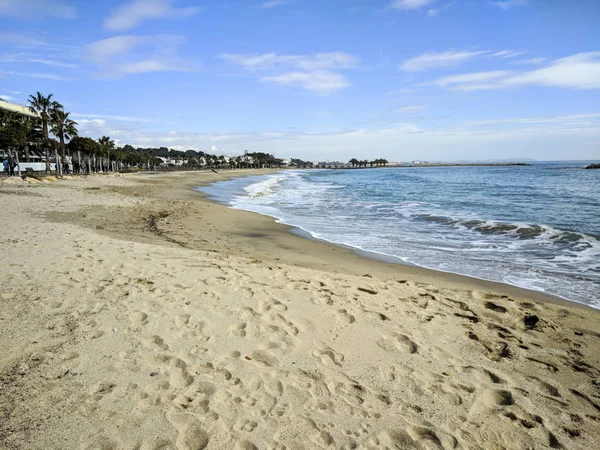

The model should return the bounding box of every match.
[1,0,599,162]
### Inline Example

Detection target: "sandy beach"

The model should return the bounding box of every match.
[1,170,599,450]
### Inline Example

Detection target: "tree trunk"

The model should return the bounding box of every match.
[43,122,50,173]
[60,133,66,160]
[88,155,92,174]
[54,149,61,176]
[77,151,81,174]
[24,144,30,162]
[15,150,21,177]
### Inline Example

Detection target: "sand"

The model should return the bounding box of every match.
[1,170,599,450]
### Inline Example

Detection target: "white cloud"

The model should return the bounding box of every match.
[424,70,514,90]
[84,35,193,78]
[389,0,435,11]
[503,52,600,89]
[492,0,529,10]
[510,57,547,65]
[462,114,600,127]
[72,113,154,122]
[401,49,527,72]
[490,50,524,59]
[120,60,188,74]
[423,52,600,91]
[255,0,291,8]
[1,70,75,81]
[262,70,350,94]
[397,105,428,113]
[220,52,359,71]
[86,36,145,64]
[0,0,76,19]
[0,54,78,68]
[400,50,488,71]
[105,0,200,31]
[221,52,359,94]
[0,95,14,101]
[75,114,600,161]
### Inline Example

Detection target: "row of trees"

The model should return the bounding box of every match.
[349,158,389,168]
[2,91,393,176]
[1,92,291,175]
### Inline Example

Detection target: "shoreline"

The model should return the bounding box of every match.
[191,170,593,311]
[2,170,600,449]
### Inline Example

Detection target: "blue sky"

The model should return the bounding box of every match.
[1,0,599,161]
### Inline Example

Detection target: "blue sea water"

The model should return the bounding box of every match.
[198,162,600,308]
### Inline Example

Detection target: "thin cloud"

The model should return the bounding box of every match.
[401,49,527,72]
[262,70,351,94]
[400,50,488,71]
[389,0,435,11]
[490,50,525,59]
[0,55,78,69]
[422,52,600,91]
[220,52,359,71]
[255,0,292,8]
[105,0,201,31]
[493,0,529,10]
[510,57,547,65]
[221,52,359,94]
[84,35,195,78]
[462,113,600,127]
[72,113,155,122]
[397,105,428,113]
[2,71,75,81]
[0,0,76,19]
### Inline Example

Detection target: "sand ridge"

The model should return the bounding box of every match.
[1,171,599,449]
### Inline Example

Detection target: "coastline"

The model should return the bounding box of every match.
[1,170,600,449]
[189,170,591,311]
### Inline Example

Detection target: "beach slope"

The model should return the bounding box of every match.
[1,171,599,450]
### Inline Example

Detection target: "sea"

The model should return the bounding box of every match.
[198,161,600,309]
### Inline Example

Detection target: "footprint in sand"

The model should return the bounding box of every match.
[143,335,169,351]
[389,332,418,354]
[312,341,344,367]
[175,314,191,328]
[228,322,247,337]
[129,311,149,328]
[334,308,355,324]
[251,350,279,367]
[168,413,209,450]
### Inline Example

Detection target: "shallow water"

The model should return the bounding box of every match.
[198,162,600,308]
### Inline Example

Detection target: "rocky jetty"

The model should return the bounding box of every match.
[584,163,600,169]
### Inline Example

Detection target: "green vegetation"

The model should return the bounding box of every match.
[349,158,388,168]
[1,91,291,175]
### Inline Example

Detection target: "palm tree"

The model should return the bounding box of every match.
[98,136,115,172]
[14,117,42,163]
[28,92,60,172]
[349,158,359,168]
[51,108,78,162]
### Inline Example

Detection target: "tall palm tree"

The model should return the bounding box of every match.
[51,108,78,161]
[28,92,60,172]
[98,136,115,172]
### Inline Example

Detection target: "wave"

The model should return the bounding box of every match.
[202,167,600,308]
[243,174,289,198]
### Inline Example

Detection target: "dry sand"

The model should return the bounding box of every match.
[1,170,599,450]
